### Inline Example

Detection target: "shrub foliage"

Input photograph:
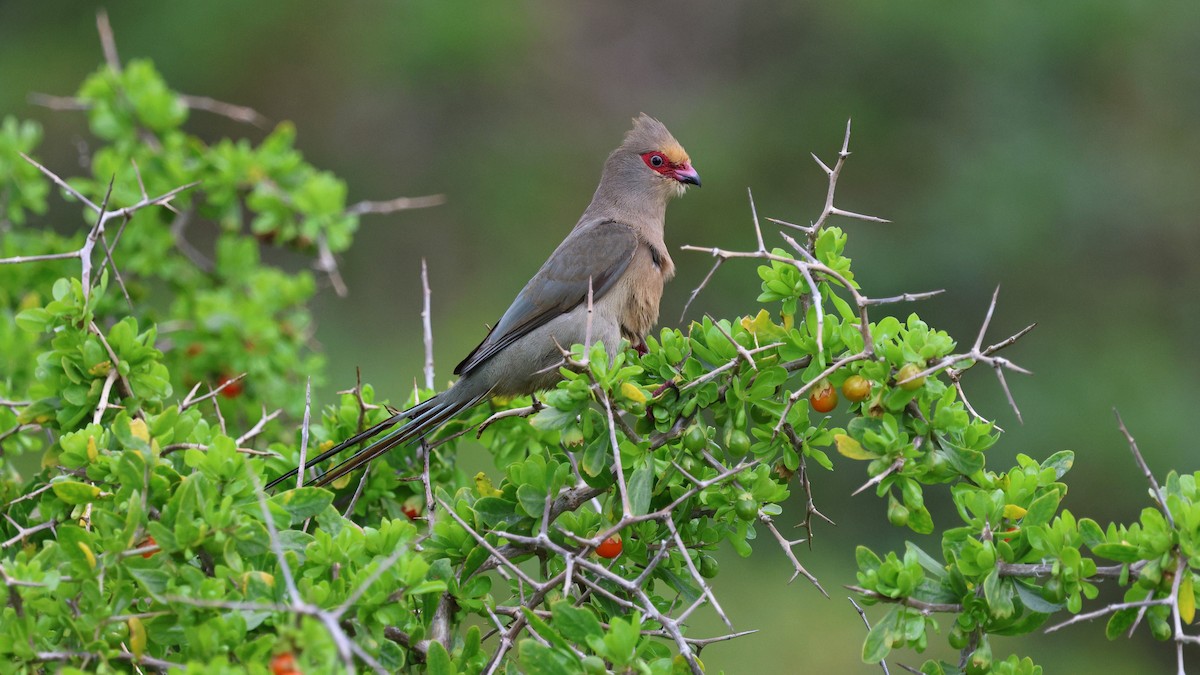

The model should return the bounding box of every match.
[2,44,1198,675]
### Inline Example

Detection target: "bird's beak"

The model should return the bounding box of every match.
[673,164,701,187]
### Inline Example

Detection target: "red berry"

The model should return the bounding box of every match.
[809,380,838,413]
[401,499,422,521]
[271,652,300,675]
[140,535,158,559]
[595,535,623,559]
[215,374,243,398]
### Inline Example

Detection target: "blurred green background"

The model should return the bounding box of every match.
[3,2,1198,671]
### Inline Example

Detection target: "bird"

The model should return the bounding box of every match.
[267,114,699,490]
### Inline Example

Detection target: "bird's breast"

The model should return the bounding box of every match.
[617,243,673,343]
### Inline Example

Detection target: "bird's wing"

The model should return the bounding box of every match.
[454,219,638,376]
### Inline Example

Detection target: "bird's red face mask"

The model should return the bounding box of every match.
[640,151,701,187]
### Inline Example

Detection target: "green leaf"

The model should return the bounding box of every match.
[530,405,577,431]
[1013,580,1064,614]
[15,307,50,333]
[1091,543,1142,563]
[862,605,899,663]
[516,484,549,518]
[128,568,171,598]
[1106,608,1139,640]
[904,542,946,579]
[51,480,102,505]
[522,607,571,651]
[935,434,985,476]
[425,640,454,675]
[408,580,448,595]
[835,433,876,460]
[1040,450,1074,479]
[271,487,334,524]
[856,546,883,572]
[983,569,1014,619]
[519,640,575,675]
[551,601,604,644]
[1023,490,1061,527]
[628,463,653,516]
[580,435,609,478]
[1077,518,1105,549]
[473,497,524,528]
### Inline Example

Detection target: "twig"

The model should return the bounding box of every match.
[846,586,963,614]
[852,457,906,497]
[1043,597,1171,634]
[178,94,270,127]
[760,512,827,595]
[96,10,121,73]
[897,289,1034,422]
[477,400,543,437]
[314,233,349,297]
[345,194,446,215]
[421,258,435,390]
[2,518,57,549]
[1114,409,1173,527]
[295,379,312,491]
[849,597,891,675]
[179,373,246,411]
[235,408,283,446]
[600,391,633,520]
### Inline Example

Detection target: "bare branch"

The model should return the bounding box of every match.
[178,94,270,127]
[846,586,963,614]
[760,512,827,595]
[345,194,446,215]
[180,373,246,411]
[1114,409,1173,528]
[96,10,121,73]
[421,258,435,390]
[295,379,312,491]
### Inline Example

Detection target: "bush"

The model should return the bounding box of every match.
[2,32,1198,675]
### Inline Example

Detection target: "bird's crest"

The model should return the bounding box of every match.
[624,113,689,165]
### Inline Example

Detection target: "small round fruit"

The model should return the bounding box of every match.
[596,535,623,559]
[271,652,300,675]
[948,625,969,650]
[699,554,719,579]
[887,502,910,527]
[140,535,158,559]
[809,380,838,413]
[896,363,926,391]
[841,375,871,402]
[215,374,243,398]
[727,429,751,454]
[735,492,758,521]
[683,424,707,452]
[401,499,422,521]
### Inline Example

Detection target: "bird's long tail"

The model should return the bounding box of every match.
[265,389,485,490]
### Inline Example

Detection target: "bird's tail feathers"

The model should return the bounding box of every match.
[264,394,442,491]
[306,392,486,488]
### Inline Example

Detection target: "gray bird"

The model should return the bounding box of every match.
[268,114,699,489]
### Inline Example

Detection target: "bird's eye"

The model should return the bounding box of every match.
[641,152,671,173]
